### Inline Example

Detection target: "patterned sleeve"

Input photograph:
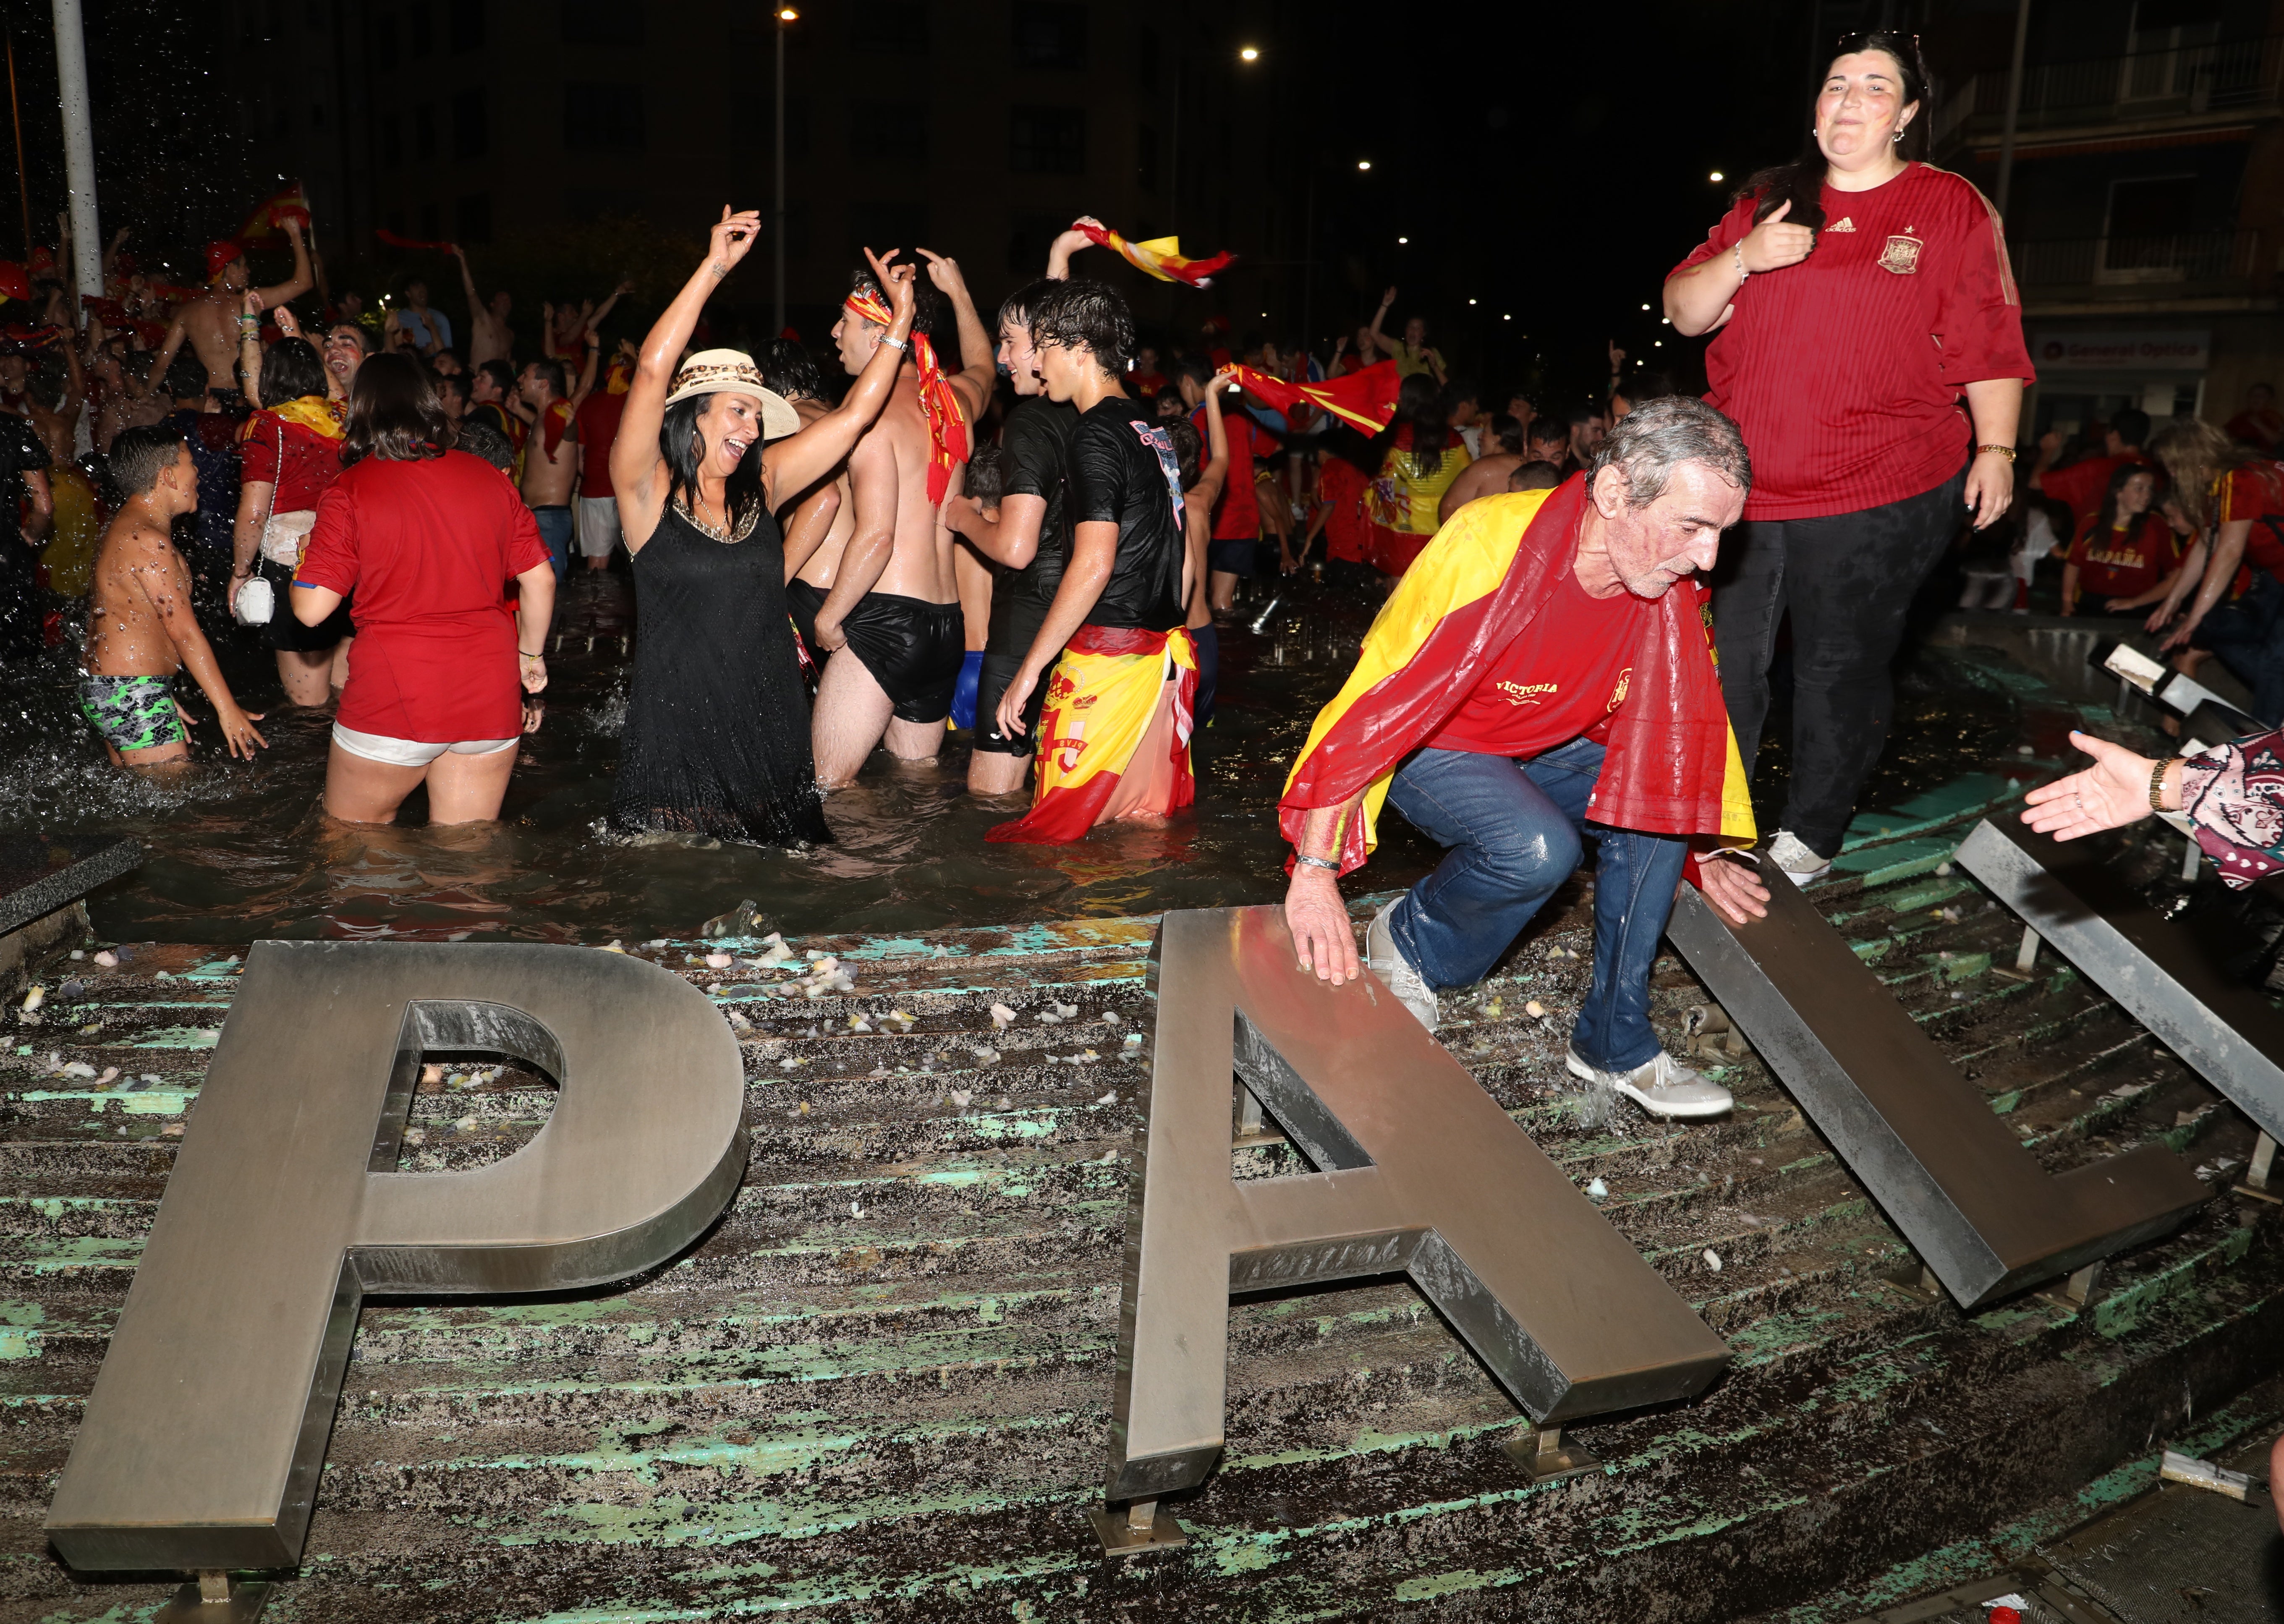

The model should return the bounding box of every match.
[2180,730,2284,888]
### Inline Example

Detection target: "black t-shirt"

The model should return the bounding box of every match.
[0,413,48,548]
[1067,395,1186,632]
[988,398,1076,646]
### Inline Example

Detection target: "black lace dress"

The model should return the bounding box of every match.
[610,501,832,846]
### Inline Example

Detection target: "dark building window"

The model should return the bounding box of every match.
[450,0,484,50]
[414,101,436,161]
[305,0,327,29]
[380,112,403,167]
[452,89,487,158]
[311,100,325,129]
[738,91,813,160]
[374,12,398,69]
[455,192,492,244]
[559,0,641,42]
[850,202,930,250]
[1013,3,1086,69]
[408,0,432,56]
[564,84,645,153]
[419,201,441,240]
[384,207,405,236]
[1135,26,1158,91]
[1007,211,1073,272]
[1137,123,1157,191]
[1009,106,1085,174]
[272,104,292,139]
[850,3,928,54]
[848,101,929,162]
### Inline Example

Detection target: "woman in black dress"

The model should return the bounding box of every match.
[610,212,916,844]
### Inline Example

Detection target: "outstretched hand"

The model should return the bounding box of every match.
[2022,730,2167,841]
[706,207,763,276]
[1379,285,1397,309]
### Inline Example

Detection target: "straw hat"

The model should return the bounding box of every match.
[663,348,799,438]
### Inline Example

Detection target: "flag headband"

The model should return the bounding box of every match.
[842,287,971,504]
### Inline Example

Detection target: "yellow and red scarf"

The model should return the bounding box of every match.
[987,626,1198,845]
[269,396,345,440]
[1280,479,1755,874]
[1073,220,1234,288]
[1225,359,1401,435]
[844,287,968,504]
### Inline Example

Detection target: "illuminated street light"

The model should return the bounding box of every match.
[1709,170,1724,182]
[1397,235,1408,244]
[1357,159,1372,171]
[776,5,798,18]
[1640,303,1650,311]
[1239,44,1260,61]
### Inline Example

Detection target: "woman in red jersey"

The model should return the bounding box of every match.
[1665,29,2033,886]
[2061,465,2184,618]
[2150,418,2284,723]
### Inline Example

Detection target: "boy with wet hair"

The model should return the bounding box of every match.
[81,425,266,768]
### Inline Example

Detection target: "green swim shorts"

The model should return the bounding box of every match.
[79,674,187,753]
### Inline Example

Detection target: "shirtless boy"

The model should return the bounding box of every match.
[150,218,312,394]
[453,245,517,367]
[515,358,579,581]
[802,251,994,785]
[1436,414,1528,523]
[80,425,266,768]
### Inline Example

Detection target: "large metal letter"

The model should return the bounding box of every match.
[1665,858,2206,1308]
[46,942,748,1574]
[1957,816,2284,1145]
[1110,909,1730,1504]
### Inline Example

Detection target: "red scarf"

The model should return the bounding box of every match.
[843,288,968,504]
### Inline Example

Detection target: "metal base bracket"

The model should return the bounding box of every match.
[2038,1260,2105,1311]
[155,1574,270,1623]
[1503,1425,1602,1485]
[1878,1259,1946,1303]
[1088,1499,1189,1556]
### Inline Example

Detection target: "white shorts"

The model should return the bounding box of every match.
[332,724,518,767]
[577,495,622,558]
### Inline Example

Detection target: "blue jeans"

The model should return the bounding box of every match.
[1385,740,1687,1073]
[531,504,573,585]
[2194,568,2284,726]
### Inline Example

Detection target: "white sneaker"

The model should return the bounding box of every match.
[1566,1048,1734,1119]
[1767,830,1832,888]
[1366,900,1438,1032]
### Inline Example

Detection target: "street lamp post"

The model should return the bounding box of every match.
[774,7,798,337]
[50,0,100,303]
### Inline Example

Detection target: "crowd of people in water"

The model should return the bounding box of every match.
[9,30,2284,1117]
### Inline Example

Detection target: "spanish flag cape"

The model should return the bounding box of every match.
[1224,359,1401,434]
[1073,220,1234,288]
[1279,479,1756,874]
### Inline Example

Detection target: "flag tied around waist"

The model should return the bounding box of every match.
[844,288,969,504]
[1224,359,1402,434]
[1073,220,1235,288]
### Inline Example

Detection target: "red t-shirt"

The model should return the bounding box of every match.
[1318,457,1373,564]
[298,450,551,742]
[1193,406,1278,539]
[2219,461,2284,581]
[2066,511,2179,600]
[1669,164,2035,521]
[1127,369,1168,398]
[2041,451,2154,537]
[1423,565,1650,756]
[574,388,627,499]
[238,406,344,514]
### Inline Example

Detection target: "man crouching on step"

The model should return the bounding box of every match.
[1279,396,1770,1119]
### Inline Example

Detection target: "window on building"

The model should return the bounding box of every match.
[414,101,436,161]
[848,101,929,162]
[1136,26,1159,92]
[419,201,442,240]
[564,84,646,153]
[1007,211,1074,272]
[455,192,492,244]
[452,89,487,158]
[1013,3,1086,69]
[1137,124,1158,192]
[408,0,432,57]
[305,0,327,30]
[374,12,398,69]
[2106,175,2196,243]
[850,3,927,54]
[272,104,292,139]
[559,0,642,43]
[1009,106,1085,174]
[311,101,325,130]
[450,0,485,50]
[380,112,403,167]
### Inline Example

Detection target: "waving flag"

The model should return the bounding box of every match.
[376,227,459,253]
[1279,480,1755,875]
[1075,220,1234,288]
[1226,359,1401,435]
[238,181,311,240]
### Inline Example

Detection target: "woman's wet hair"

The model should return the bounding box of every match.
[258,337,330,407]
[2091,460,2164,543]
[1589,394,1753,508]
[965,442,1007,508]
[661,393,765,534]
[341,352,452,466]
[1028,278,1134,377]
[1379,371,1454,473]
[1741,29,1933,231]
[761,338,823,403]
[2150,418,2247,533]
[1167,418,1204,490]
[107,424,188,497]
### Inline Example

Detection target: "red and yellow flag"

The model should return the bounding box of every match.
[238,181,311,241]
[1225,359,1401,434]
[845,287,970,504]
[988,626,1198,845]
[1075,220,1234,288]
[375,227,459,253]
[1280,479,1755,874]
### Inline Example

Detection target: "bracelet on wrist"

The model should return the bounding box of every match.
[1976,443,2017,462]
[1733,243,1749,281]
[2149,757,2173,814]
[1293,854,1339,873]
[878,332,909,354]
[519,649,544,659]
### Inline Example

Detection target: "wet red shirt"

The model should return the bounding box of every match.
[1424,563,1651,757]
[575,388,627,499]
[238,405,343,514]
[2220,461,2284,581]
[299,450,551,742]
[1193,407,1279,540]
[1669,164,2035,521]
[1318,457,1373,564]
[2042,451,2155,538]
[2066,511,2179,600]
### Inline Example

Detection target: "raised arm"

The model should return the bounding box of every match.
[1044,216,1102,280]
[451,245,485,327]
[588,278,633,335]
[757,247,916,501]
[570,329,602,407]
[251,217,314,311]
[1195,374,1232,511]
[236,292,266,407]
[915,248,997,425]
[1366,288,1396,358]
[148,313,191,392]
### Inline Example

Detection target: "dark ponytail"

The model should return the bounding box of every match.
[1740,30,1935,232]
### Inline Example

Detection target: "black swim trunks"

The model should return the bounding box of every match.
[792,583,965,725]
[972,648,1056,756]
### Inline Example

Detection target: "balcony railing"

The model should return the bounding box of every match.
[1936,33,2284,146]
[2009,228,2261,289]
